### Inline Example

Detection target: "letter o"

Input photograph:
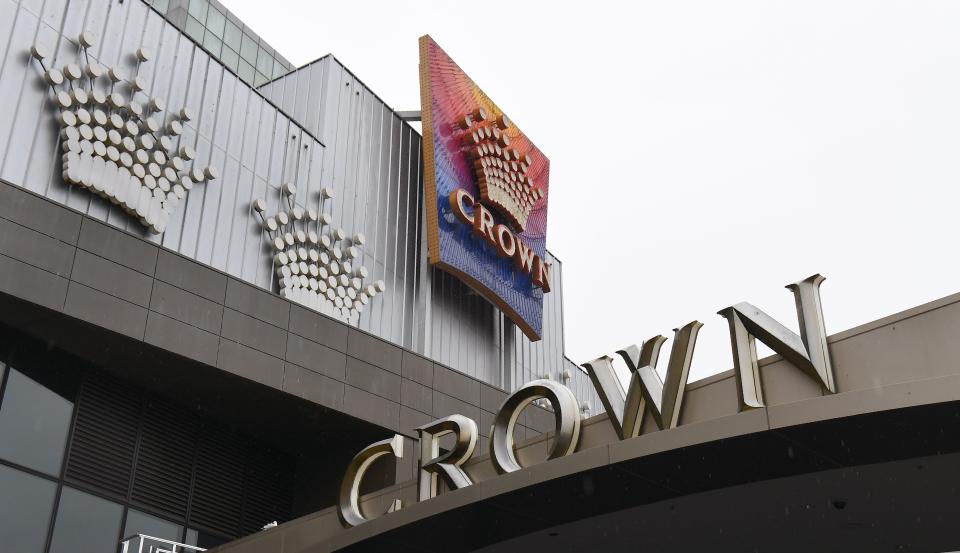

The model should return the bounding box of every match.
[494,224,516,258]
[489,379,582,474]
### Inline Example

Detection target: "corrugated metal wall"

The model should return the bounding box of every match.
[503,253,600,412]
[0,0,596,404]
[258,56,425,352]
[0,0,330,293]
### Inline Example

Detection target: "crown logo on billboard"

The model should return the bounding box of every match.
[459,108,543,232]
[253,185,385,322]
[30,32,217,234]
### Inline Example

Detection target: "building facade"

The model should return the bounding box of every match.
[4,1,957,553]
[0,0,597,551]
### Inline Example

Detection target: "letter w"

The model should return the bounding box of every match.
[583,321,702,440]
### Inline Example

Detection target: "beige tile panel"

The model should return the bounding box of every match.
[609,408,769,465]
[767,373,960,429]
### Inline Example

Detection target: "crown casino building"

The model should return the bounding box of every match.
[3,1,960,553]
[0,0,599,550]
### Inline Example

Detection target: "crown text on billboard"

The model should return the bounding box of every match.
[449,188,551,292]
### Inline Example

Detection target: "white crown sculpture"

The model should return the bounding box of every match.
[31,32,217,234]
[254,184,385,322]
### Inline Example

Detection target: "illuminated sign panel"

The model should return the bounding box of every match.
[419,35,551,341]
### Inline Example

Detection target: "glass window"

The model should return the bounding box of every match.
[0,464,57,553]
[221,47,240,73]
[256,47,273,77]
[240,33,258,64]
[123,509,183,543]
[273,58,287,79]
[185,16,205,41]
[188,0,208,24]
[238,60,255,85]
[206,8,226,38]
[203,31,222,57]
[254,72,268,87]
[48,487,123,553]
[223,21,242,52]
[0,367,74,475]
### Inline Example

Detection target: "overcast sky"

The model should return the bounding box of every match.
[223,0,960,381]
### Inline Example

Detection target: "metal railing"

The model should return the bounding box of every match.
[121,534,206,553]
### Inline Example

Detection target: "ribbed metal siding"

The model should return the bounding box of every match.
[259,57,425,351]
[0,0,328,287]
[501,254,600,410]
[426,267,501,383]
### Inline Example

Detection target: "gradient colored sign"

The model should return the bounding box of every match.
[418,35,551,341]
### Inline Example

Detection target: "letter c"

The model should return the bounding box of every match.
[337,434,404,527]
[449,188,474,226]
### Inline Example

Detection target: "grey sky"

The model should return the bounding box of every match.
[223,0,960,381]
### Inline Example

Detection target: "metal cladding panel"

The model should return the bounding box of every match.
[2,0,579,398]
[260,58,433,350]
[504,254,600,411]
[0,0,325,286]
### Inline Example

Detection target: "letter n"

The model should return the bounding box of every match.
[717,273,834,410]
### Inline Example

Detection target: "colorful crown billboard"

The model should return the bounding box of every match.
[419,35,551,341]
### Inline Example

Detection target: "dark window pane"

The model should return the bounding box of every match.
[48,487,123,553]
[122,509,183,544]
[0,367,74,475]
[0,464,57,553]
